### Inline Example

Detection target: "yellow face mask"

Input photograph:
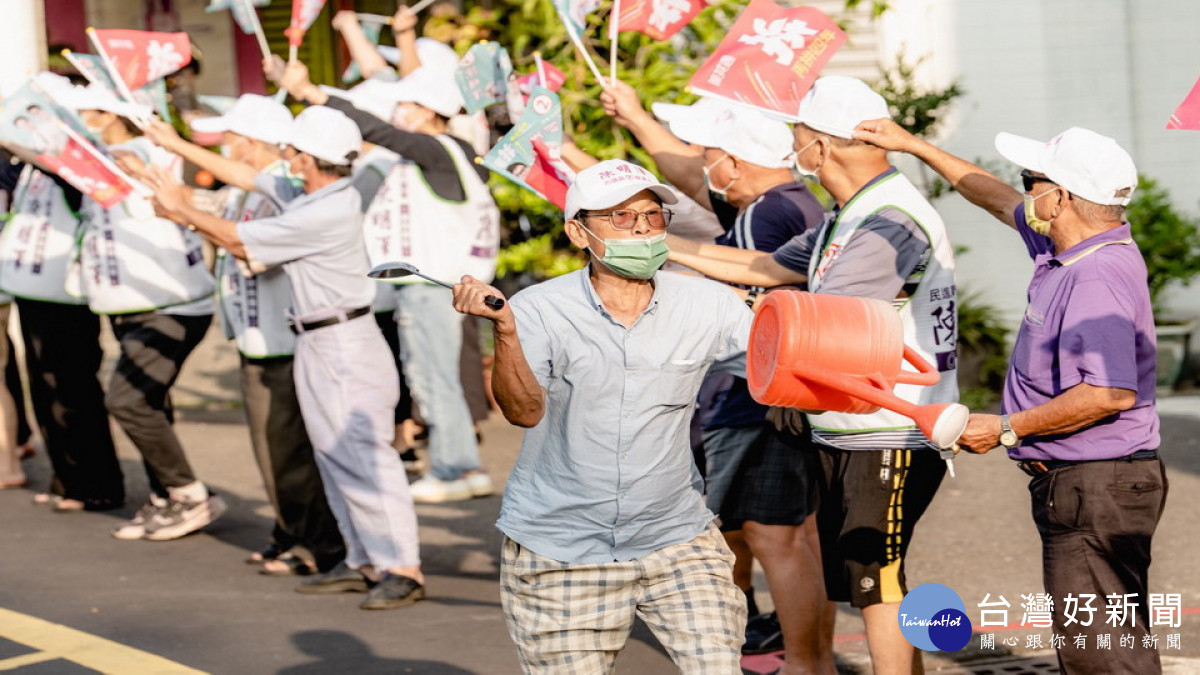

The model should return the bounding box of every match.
[1023,188,1058,236]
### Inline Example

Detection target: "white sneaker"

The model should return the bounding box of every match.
[409,476,473,504]
[112,497,169,540]
[143,494,227,541]
[463,472,495,498]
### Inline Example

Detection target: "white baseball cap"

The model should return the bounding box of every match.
[288,106,362,165]
[190,94,293,145]
[994,127,1138,206]
[320,78,400,122]
[795,76,890,139]
[58,83,152,120]
[565,160,678,218]
[381,67,464,118]
[377,38,462,75]
[652,98,794,169]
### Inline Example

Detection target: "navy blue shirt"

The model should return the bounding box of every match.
[706,182,826,430]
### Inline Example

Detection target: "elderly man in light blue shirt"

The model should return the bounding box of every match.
[453,160,751,673]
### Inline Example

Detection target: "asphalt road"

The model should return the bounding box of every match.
[1,324,1197,674]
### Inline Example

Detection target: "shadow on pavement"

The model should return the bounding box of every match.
[281,630,475,674]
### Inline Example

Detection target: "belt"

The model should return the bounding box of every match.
[289,306,371,334]
[1018,449,1158,477]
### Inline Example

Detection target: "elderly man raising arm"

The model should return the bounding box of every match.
[855,119,1165,675]
[452,160,752,673]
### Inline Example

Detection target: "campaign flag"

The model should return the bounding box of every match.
[455,42,516,115]
[555,0,602,35]
[516,62,566,95]
[1166,76,1200,130]
[615,0,706,41]
[0,88,134,208]
[91,29,192,91]
[286,0,327,47]
[62,51,170,121]
[341,20,384,83]
[205,0,270,34]
[688,0,845,120]
[528,140,571,209]
[482,87,568,209]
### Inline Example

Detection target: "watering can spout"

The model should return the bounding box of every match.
[913,402,970,450]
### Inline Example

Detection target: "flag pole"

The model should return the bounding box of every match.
[534,52,548,89]
[609,0,620,82]
[239,0,271,61]
[556,10,605,86]
[409,0,439,14]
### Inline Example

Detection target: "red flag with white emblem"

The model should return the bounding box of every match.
[615,0,706,41]
[687,0,845,120]
[90,29,192,91]
[1166,77,1200,130]
[286,0,327,47]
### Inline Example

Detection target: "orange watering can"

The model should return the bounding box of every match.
[747,291,968,450]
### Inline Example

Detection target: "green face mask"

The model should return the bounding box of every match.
[582,226,669,280]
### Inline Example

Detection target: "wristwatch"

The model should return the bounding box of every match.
[999,414,1020,449]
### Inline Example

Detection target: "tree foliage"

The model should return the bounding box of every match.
[1125,175,1200,316]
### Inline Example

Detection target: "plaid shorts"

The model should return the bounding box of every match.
[500,524,746,674]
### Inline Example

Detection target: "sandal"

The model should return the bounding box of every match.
[259,552,317,576]
[0,479,28,490]
[52,497,87,512]
[31,492,52,505]
[246,543,287,565]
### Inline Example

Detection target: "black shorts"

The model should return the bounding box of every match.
[815,445,946,608]
[703,424,817,531]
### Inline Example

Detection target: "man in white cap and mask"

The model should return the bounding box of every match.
[451,159,753,672]
[668,76,960,675]
[602,82,832,672]
[144,95,347,577]
[276,59,500,505]
[854,119,1163,674]
[150,105,424,611]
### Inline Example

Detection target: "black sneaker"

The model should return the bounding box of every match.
[359,573,425,610]
[398,448,424,475]
[296,561,369,594]
[743,611,784,654]
[143,494,227,541]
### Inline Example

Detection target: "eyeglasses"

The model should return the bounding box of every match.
[580,208,675,230]
[1020,169,1056,192]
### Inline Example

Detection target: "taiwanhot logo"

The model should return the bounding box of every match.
[897,583,973,652]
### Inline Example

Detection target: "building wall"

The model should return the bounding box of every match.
[819,0,1200,323]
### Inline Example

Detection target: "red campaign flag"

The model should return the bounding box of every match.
[516,63,567,95]
[1166,76,1200,130]
[688,0,845,120]
[286,0,327,47]
[615,0,707,41]
[527,140,570,210]
[42,134,135,208]
[91,30,192,91]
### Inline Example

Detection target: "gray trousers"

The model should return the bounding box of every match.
[292,314,420,570]
[241,355,346,572]
[106,311,211,495]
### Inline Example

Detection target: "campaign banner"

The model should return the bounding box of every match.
[341,20,384,83]
[1166,76,1200,130]
[90,29,193,91]
[455,42,516,115]
[205,0,270,35]
[286,0,327,47]
[516,62,566,95]
[615,0,707,41]
[481,87,568,209]
[688,0,845,120]
[0,89,136,208]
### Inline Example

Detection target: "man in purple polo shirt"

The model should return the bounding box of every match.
[855,121,1166,674]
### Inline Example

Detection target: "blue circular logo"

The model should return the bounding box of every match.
[897,583,973,652]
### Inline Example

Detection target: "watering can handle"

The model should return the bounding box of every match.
[893,346,942,387]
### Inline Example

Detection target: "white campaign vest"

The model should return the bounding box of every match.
[806,171,959,450]
[0,166,87,304]
[216,163,298,357]
[78,140,214,314]
[363,135,500,285]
